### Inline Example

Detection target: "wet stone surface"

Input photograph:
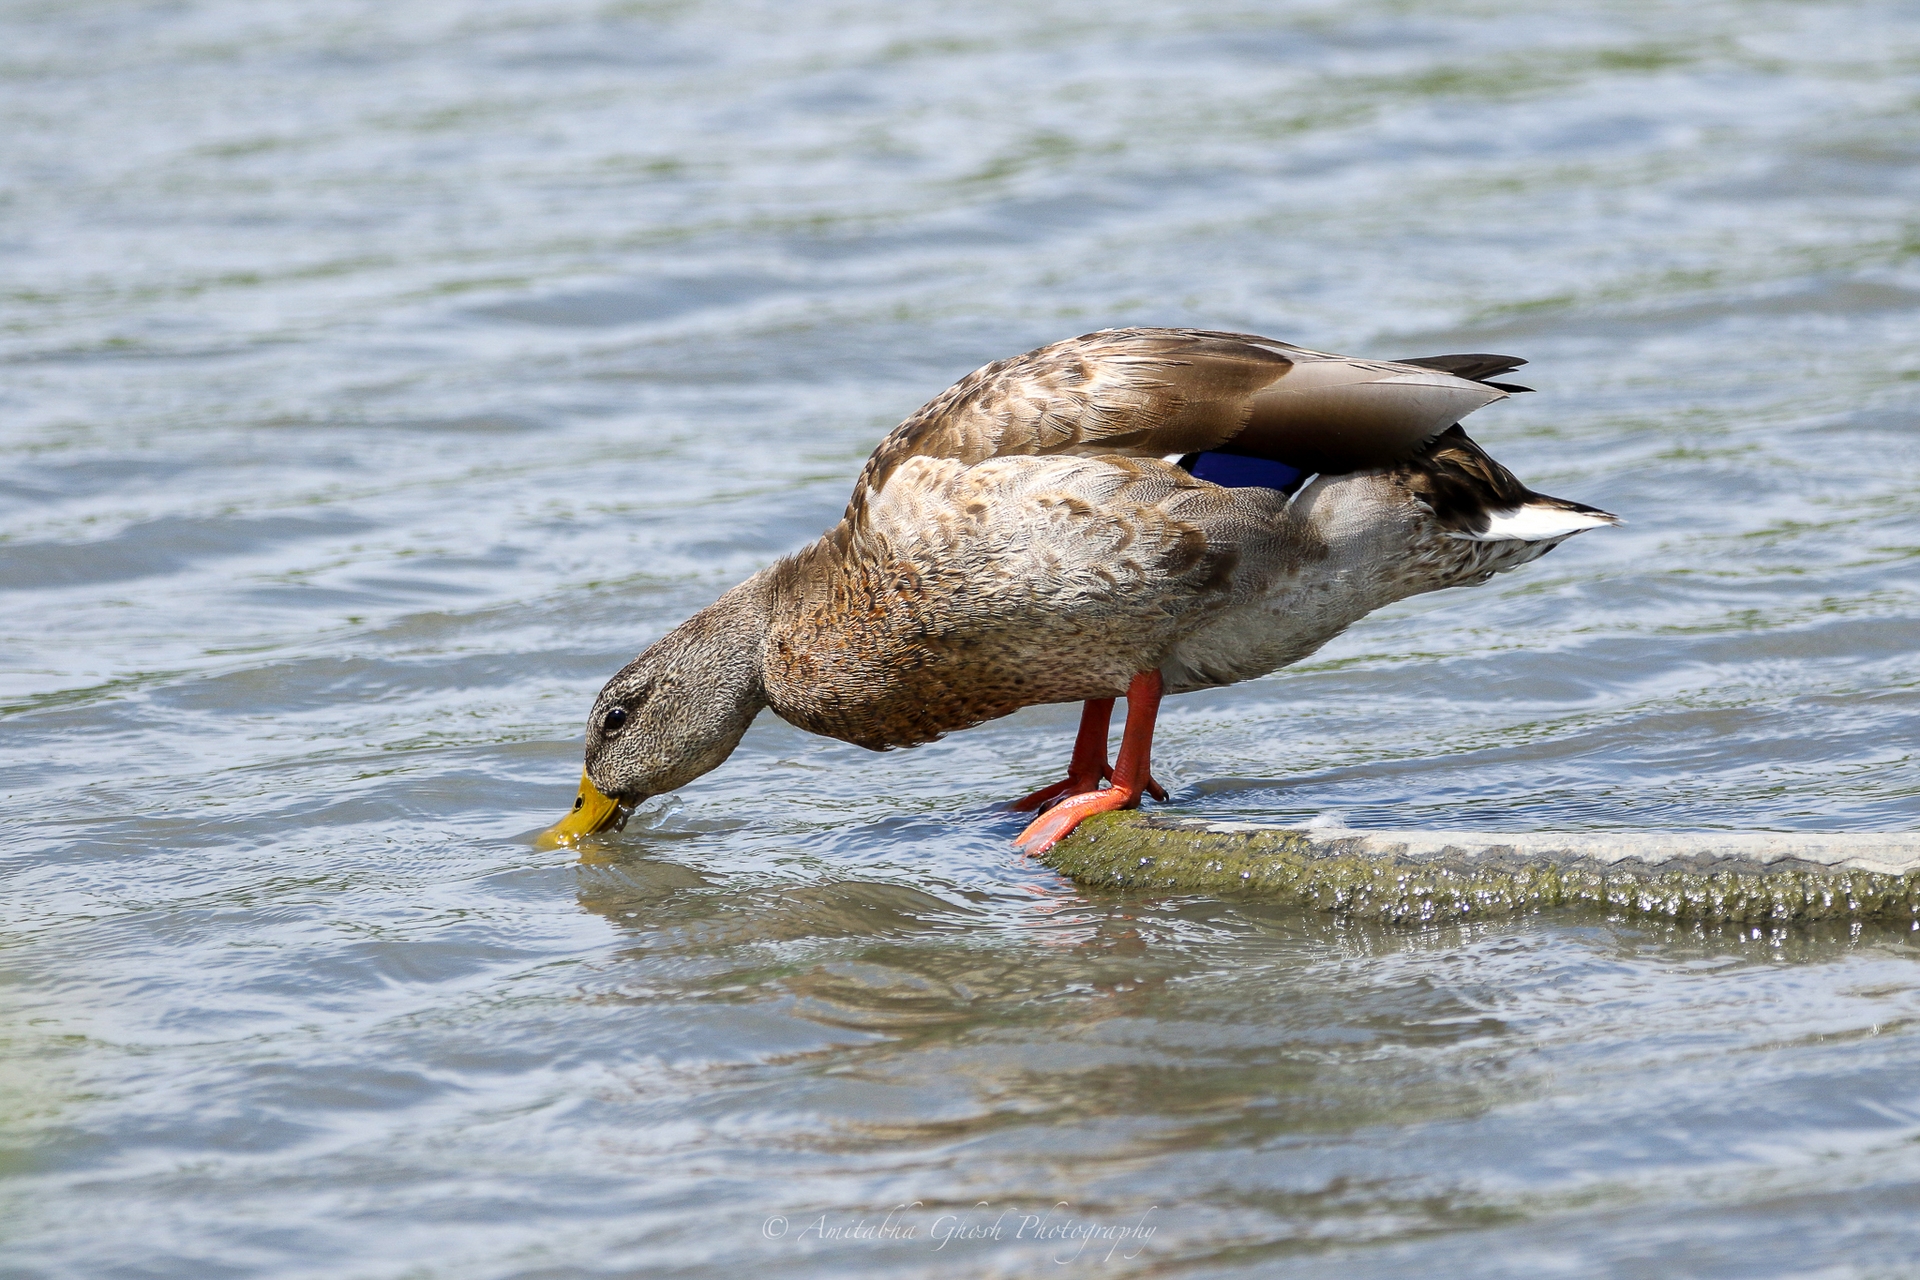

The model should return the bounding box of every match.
[1045,813,1920,926]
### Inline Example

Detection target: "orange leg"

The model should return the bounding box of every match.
[1008,698,1114,812]
[1008,694,1170,813]
[1014,671,1166,855]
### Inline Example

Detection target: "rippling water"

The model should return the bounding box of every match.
[5,1,1920,1275]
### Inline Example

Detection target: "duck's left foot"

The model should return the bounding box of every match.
[1012,783,1144,855]
[1008,766,1107,813]
[1009,766,1167,812]
[1008,695,1117,812]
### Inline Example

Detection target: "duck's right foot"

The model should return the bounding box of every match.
[1008,765,1110,812]
[1012,670,1167,855]
[1012,783,1143,855]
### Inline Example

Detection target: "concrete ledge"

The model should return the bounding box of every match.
[1040,812,1920,926]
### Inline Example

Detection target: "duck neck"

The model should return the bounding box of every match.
[668,573,773,743]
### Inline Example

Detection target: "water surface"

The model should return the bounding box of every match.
[4,0,1920,1275]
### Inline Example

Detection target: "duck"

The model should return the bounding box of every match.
[540,327,1618,854]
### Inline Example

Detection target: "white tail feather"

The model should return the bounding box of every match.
[1447,503,1619,543]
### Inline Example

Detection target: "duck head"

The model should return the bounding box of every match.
[538,581,769,848]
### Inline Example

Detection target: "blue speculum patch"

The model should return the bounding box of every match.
[1187,451,1306,491]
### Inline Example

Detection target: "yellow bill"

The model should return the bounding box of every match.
[536,769,628,849]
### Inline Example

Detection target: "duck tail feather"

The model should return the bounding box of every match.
[1448,498,1623,543]
[1408,426,1620,541]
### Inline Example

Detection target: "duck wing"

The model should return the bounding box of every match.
[852,328,1515,511]
[1391,352,1534,394]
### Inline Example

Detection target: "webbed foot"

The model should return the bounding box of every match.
[1012,783,1144,854]
[1011,671,1166,856]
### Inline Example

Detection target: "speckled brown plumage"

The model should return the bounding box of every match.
[574,327,1619,810]
[846,327,1514,510]
[764,453,1278,748]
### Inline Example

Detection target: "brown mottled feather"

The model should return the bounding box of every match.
[768,453,1277,748]
[579,329,1619,804]
[755,332,1607,748]
[846,327,1511,516]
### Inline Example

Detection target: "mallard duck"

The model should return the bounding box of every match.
[541,328,1618,853]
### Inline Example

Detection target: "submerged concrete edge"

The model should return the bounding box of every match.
[1039,812,1920,927]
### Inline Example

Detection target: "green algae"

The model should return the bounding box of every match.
[1042,813,1920,928]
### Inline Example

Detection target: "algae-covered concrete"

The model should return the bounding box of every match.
[1041,813,1920,926]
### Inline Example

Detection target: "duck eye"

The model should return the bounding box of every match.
[602,707,628,733]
